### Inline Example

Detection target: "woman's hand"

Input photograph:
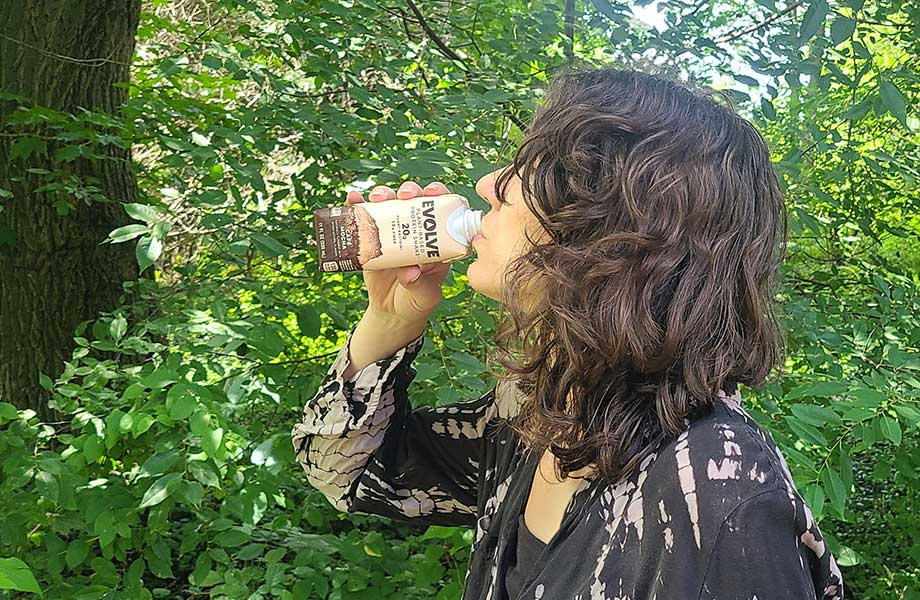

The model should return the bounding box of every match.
[345,181,453,326]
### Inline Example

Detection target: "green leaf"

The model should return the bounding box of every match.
[849,387,886,404]
[190,553,212,586]
[55,145,83,163]
[201,54,223,70]
[35,471,59,504]
[139,472,182,509]
[482,89,513,103]
[803,483,825,521]
[839,447,854,494]
[9,136,47,161]
[325,306,349,329]
[0,557,43,595]
[842,406,875,422]
[879,414,902,445]
[139,366,179,389]
[139,450,179,478]
[124,203,162,222]
[251,232,289,258]
[0,402,18,422]
[760,98,776,120]
[190,409,211,437]
[393,157,445,179]
[590,0,617,19]
[790,403,842,427]
[785,380,847,401]
[213,528,250,547]
[183,481,205,507]
[879,80,909,130]
[820,466,846,514]
[109,315,127,341]
[166,383,198,420]
[94,511,116,547]
[376,124,399,147]
[830,17,856,44]
[132,413,155,437]
[108,224,149,244]
[296,306,321,338]
[136,234,163,274]
[835,545,860,567]
[892,403,920,426]
[83,435,104,463]
[189,461,221,489]
[784,415,828,446]
[336,158,384,171]
[65,540,89,569]
[235,543,265,561]
[202,427,223,458]
[798,0,828,43]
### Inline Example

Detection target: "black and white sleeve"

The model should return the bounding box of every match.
[291,323,502,528]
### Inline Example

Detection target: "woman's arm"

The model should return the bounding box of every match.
[291,309,502,528]
[341,305,427,380]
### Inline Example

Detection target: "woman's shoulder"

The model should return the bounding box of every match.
[641,386,805,524]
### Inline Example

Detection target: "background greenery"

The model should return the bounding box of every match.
[0,0,918,598]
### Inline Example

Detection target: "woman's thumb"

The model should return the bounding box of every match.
[398,265,422,287]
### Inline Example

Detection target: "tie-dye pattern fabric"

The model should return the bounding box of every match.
[292,324,845,599]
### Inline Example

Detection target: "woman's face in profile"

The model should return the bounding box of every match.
[467,165,549,302]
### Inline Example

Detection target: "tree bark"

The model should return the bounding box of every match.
[0,1,142,421]
[564,0,576,62]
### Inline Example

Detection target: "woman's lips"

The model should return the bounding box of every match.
[472,234,484,243]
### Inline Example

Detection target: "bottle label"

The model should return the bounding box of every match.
[313,194,471,272]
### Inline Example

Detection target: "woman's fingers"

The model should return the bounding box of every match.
[397,264,423,286]
[420,261,450,276]
[369,185,396,201]
[398,261,450,286]
[347,181,448,205]
[423,181,449,195]
[397,181,423,198]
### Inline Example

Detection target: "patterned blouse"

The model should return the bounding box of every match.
[291,324,846,599]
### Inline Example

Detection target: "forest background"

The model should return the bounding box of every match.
[0,0,918,598]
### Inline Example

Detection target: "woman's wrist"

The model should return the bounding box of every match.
[340,306,427,381]
[363,303,430,331]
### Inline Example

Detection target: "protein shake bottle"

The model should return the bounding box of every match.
[313,193,483,272]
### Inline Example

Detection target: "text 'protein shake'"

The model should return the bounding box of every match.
[313,193,483,272]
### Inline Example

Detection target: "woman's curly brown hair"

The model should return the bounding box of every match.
[485,63,788,486]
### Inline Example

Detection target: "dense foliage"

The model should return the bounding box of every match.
[1,0,918,598]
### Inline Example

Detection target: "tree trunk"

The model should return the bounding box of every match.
[564,0,576,63]
[0,1,142,421]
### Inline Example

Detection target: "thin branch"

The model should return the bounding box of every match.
[405,0,468,68]
[402,0,528,133]
[184,13,230,48]
[714,0,805,44]
[0,32,131,67]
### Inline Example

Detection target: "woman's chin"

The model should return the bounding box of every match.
[465,260,498,299]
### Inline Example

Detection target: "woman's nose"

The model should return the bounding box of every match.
[476,170,500,208]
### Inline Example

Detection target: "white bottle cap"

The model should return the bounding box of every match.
[446,206,483,245]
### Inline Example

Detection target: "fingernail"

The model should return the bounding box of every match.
[410,267,421,282]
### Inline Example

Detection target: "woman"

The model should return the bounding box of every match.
[292,65,845,599]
